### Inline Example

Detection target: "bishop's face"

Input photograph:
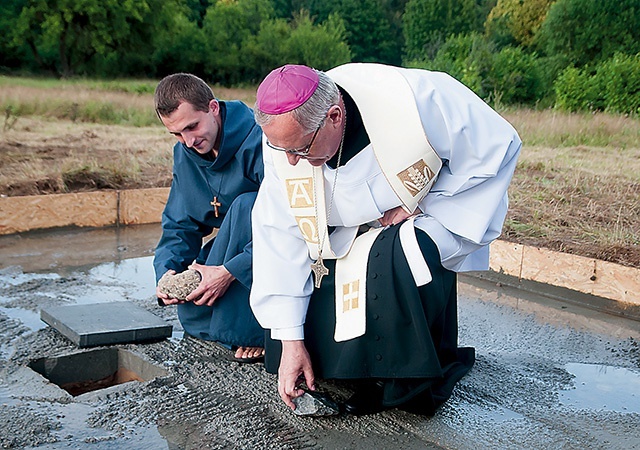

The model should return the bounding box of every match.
[161,99,222,156]
[262,105,345,167]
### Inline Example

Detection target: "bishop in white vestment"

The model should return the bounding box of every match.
[250,63,521,415]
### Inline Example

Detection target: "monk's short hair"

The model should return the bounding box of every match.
[154,73,214,117]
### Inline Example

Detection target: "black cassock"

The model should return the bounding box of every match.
[265,224,475,415]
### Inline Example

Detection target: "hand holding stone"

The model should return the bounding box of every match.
[157,269,202,302]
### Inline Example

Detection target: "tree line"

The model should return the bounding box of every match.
[1,0,639,113]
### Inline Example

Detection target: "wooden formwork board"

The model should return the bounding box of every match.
[0,191,118,234]
[0,188,169,235]
[490,240,640,306]
[119,188,170,225]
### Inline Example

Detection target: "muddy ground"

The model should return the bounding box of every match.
[0,224,639,449]
[0,119,175,197]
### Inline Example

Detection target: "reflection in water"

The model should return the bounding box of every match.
[560,363,640,413]
[88,255,156,301]
[0,306,45,333]
[0,256,158,349]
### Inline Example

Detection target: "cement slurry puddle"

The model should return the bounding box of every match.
[0,224,639,449]
[560,363,640,414]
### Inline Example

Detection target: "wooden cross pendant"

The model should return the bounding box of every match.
[210,196,221,218]
[310,255,329,288]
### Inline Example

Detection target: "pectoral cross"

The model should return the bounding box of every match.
[210,196,221,218]
[310,255,329,288]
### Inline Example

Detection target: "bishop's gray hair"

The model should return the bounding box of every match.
[254,69,340,134]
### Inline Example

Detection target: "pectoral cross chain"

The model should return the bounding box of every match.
[210,196,221,218]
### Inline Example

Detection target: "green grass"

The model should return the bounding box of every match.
[502,107,640,149]
[0,76,257,127]
[0,75,158,94]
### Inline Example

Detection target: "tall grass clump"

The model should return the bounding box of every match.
[0,77,159,126]
[503,108,640,149]
[61,156,142,191]
[0,76,260,126]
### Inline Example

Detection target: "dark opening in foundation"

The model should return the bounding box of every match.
[29,348,167,396]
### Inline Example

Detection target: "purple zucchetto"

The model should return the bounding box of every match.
[256,65,319,115]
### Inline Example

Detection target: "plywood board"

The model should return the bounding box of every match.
[0,192,118,234]
[521,246,596,294]
[119,188,169,225]
[489,240,523,278]
[593,260,640,305]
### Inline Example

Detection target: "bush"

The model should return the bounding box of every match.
[489,46,545,105]
[597,53,640,115]
[554,53,640,114]
[408,34,550,107]
[408,33,494,98]
[554,66,600,112]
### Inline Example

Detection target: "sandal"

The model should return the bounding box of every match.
[227,346,265,364]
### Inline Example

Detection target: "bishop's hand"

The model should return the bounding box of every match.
[278,340,316,410]
[379,205,416,227]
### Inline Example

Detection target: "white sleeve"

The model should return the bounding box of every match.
[410,70,522,271]
[249,146,314,340]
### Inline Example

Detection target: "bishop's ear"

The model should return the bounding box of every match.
[328,104,343,126]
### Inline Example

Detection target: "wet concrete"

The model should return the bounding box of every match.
[0,224,639,449]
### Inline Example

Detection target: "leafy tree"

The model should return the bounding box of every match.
[237,8,351,82]
[537,0,640,67]
[151,11,207,77]
[403,0,492,62]
[0,0,28,72]
[336,0,398,64]
[12,0,183,77]
[380,0,411,64]
[244,18,293,80]
[485,0,555,48]
[201,0,275,84]
[185,0,212,27]
[273,0,405,65]
[272,0,335,21]
[283,11,352,70]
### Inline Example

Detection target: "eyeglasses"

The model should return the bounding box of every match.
[266,120,323,157]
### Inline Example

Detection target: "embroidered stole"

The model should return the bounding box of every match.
[273,156,358,261]
[328,63,442,214]
[273,64,441,342]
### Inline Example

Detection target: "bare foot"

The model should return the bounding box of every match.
[234,346,265,360]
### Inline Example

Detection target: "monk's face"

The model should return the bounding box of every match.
[161,100,221,156]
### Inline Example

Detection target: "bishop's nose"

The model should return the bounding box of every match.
[286,153,301,166]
